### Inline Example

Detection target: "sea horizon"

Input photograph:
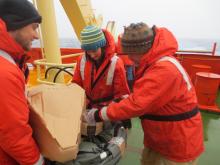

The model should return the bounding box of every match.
[32,38,220,55]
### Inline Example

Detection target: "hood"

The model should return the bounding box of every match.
[0,19,25,61]
[102,29,116,59]
[135,27,178,78]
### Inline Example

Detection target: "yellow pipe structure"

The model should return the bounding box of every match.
[35,0,64,83]
[59,0,87,40]
[60,0,102,40]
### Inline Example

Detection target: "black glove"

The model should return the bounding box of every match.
[121,119,132,129]
[44,159,56,165]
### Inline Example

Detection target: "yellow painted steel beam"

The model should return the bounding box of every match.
[35,0,64,83]
[59,0,102,40]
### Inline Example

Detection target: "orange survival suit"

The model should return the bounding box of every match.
[100,27,204,162]
[0,19,41,165]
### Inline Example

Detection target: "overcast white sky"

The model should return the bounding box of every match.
[53,0,220,40]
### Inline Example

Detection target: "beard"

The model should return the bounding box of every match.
[14,32,31,51]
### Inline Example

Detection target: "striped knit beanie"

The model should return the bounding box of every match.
[80,25,106,51]
[121,22,154,54]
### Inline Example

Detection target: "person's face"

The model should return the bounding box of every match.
[87,48,102,61]
[10,23,39,51]
[128,53,145,67]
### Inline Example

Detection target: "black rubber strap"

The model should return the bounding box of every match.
[140,107,199,121]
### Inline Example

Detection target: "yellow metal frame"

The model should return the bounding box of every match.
[60,0,103,39]
[35,0,64,83]
[34,53,83,85]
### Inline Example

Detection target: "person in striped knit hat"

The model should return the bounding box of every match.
[72,25,131,144]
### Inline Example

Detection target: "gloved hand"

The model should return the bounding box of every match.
[83,108,98,126]
[44,158,56,165]
[121,119,132,129]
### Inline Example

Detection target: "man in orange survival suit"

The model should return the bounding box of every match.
[0,0,45,164]
[84,22,204,165]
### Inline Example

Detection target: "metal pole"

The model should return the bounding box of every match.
[35,0,64,83]
[212,42,217,56]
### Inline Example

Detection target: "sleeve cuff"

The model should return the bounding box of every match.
[99,106,110,121]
